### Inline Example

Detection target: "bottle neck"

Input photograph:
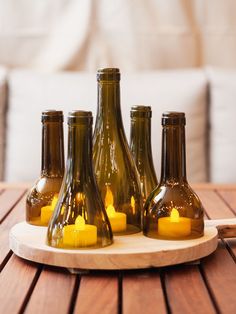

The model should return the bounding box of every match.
[95,81,124,132]
[66,123,93,180]
[41,122,64,177]
[130,117,153,174]
[160,125,187,183]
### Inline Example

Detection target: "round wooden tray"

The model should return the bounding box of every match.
[9,222,218,270]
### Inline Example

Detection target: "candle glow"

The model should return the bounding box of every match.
[158,207,191,238]
[41,195,58,225]
[63,215,97,247]
[105,186,127,232]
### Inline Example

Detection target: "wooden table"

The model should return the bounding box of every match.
[0,183,236,314]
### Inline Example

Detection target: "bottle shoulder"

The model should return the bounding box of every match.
[27,176,63,198]
[145,182,204,211]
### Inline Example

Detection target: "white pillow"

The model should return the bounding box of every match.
[6,69,208,183]
[207,67,236,183]
[0,66,7,180]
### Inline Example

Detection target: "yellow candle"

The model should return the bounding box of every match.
[106,204,127,232]
[105,185,127,232]
[158,208,191,238]
[63,215,97,247]
[41,195,58,225]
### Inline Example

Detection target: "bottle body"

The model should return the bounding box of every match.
[26,111,65,226]
[130,106,158,202]
[47,111,113,249]
[93,68,142,234]
[143,112,204,240]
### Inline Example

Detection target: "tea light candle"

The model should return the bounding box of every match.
[63,215,97,247]
[158,208,191,238]
[105,185,127,232]
[41,195,58,225]
[106,204,127,232]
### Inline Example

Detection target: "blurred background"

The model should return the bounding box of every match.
[0,0,236,183]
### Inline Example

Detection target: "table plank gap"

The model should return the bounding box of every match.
[0,194,27,265]
[68,275,81,314]
[201,242,236,314]
[215,190,236,216]
[24,266,76,314]
[0,250,13,273]
[216,189,236,215]
[19,264,43,314]
[194,189,235,219]
[118,271,123,314]
[198,264,221,314]
[160,270,172,314]
[219,237,236,263]
[163,265,216,314]
[73,274,119,314]
[0,255,41,314]
[214,189,236,257]
[123,270,167,314]
[0,188,26,223]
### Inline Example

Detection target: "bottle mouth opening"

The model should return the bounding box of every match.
[68,110,93,125]
[130,106,152,118]
[162,111,186,126]
[97,68,120,81]
[42,110,64,122]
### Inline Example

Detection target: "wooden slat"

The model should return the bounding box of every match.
[0,182,30,189]
[217,189,236,215]
[164,265,216,314]
[0,194,27,265]
[73,275,118,314]
[216,189,236,256]
[0,188,26,222]
[123,272,166,314]
[224,238,236,258]
[201,243,236,314]
[192,183,236,190]
[0,255,39,314]
[195,189,235,219]
[25,267,76,314]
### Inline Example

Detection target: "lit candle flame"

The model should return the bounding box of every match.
[105,185,116,216]
[105,185,114,208]
[170,208,180,222]
[75,215,85,230]
[131,196,135,214]
[106,204,116,217]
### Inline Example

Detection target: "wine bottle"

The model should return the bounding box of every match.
[130,105,158,202]
[143,112,204,240]
[26,110,65,226]
[93,68,142,234]
[47,111,113,249]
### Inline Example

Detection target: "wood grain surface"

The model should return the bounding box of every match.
[9,222,218,270]
[0,183,235,314]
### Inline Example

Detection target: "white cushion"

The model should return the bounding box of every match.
[0,66,7,180]
[207,67,236,183]
[6,69,208,183]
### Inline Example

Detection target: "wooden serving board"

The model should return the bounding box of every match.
[9,220,233,270]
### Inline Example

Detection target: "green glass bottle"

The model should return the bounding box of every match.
[143,112,204,240]
[26,110,65,226]
[130,106,158,202]
[93,68,142,235]
[47,111,113,249]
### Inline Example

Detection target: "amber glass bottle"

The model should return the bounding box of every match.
[47,111,113,249]
[143,112,204,240]
[26,110,65,226]
[93,68,142,235]
[130,106,158,202]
